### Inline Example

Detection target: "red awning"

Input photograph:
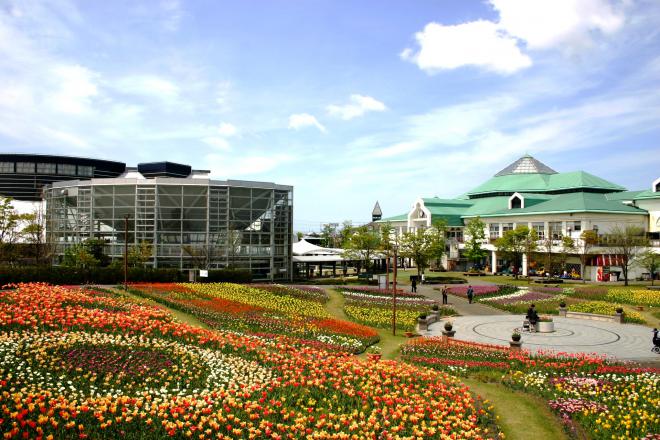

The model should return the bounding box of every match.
[592,254,625,266]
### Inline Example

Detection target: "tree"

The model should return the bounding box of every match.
[463,217,487,269]
[558,236,576,273]
[129,241,154,268]
[607,225,649,286]
[296,231,304,241]
[342,225,381,273]
[540,236,556,276]
[495,225,537,278]
[62,243,100,269]
[399,229,430,277]
[320,223,338,248]
[427,220,447,270]
[338,220,353,248]
[577,230,598,283]
[635,249,659,286]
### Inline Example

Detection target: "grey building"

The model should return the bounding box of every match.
[43,161,293,281]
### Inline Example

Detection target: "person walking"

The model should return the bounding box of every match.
[411,277,417,293]
[441,286,448,305]
[466,285,474,304]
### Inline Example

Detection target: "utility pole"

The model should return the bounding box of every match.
[124,214,129,290]
[392,245,398,336]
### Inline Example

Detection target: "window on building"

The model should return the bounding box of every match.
[532,222,545,240]
[549,222,562,240]
[37,163,57,174]
[77,165,93,177]
[489,223,500,239]
[511,196,522,209]
[502,223,514,233]
[571,221,581,232]
[0,162,14,173]
[16,162,35,173]
[58,164,76,175]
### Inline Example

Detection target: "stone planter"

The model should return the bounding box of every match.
[558,306,567,317]
[429,311,439,322]
[417,317,429,332]
[614,312,624,324]
[509,340,522,351]
[442,329,455,338]
[535,321,555,333]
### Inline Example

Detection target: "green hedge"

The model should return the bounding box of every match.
[0,266,253,285]
[0,266,185,285]
[201,269,252,283]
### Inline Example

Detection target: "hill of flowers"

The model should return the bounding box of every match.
[402,337,659,439]
[339,287,454,331]
[128,283,378,353]
[0,283,502,439]
[568,300,645,323]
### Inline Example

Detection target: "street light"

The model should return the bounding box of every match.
[124,214,130,291]
[392,243,398,336]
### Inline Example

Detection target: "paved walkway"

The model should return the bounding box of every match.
[416,284,508,316]
[426,315,659,362]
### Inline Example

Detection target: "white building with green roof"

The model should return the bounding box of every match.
[379,155,660,281]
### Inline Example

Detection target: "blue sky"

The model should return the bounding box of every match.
[1,0,659,231]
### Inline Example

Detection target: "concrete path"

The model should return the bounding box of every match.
[415,284,508,316]
[426,315,660,362]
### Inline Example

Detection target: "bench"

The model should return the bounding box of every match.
[565,311,623,324]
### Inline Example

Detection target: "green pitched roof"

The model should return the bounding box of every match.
[463,192,647,218]
[466,171,625,197]
[632,190,660,200]
[376,213,408,222]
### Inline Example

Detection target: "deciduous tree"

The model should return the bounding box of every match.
[607,225,648,286]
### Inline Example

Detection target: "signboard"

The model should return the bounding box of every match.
[378,275,387,290]
[199,270,208,278]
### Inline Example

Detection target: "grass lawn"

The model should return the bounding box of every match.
[462,379,569,440]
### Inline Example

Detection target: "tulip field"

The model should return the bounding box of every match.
[339,287,455,331]
[128,282,379,353]
[403,337,660,439]
[0,283,503,439]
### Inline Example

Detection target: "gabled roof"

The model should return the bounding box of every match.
[377,213,408,222]
[632,190,660,200]
[495,154,557,176]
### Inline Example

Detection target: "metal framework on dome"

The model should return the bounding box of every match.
[494,155,557,176]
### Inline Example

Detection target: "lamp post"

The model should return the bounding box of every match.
[124,214,130,290]
[392,244,398,336]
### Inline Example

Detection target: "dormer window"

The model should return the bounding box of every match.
[509,193,524,209]
[653,177,660,192]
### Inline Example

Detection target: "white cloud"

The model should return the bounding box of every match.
[114,75,179,101]
[202,136,231,151]
[217,122,237,137]
[492,0,624,50]
[401,20,532,74]
[160,0,183,31]
[288,113,326,133]
[206,152,295,177]
[326,94,387,120]
[373,141,424,158]
[47,64,99,114]
[402,0,626,74]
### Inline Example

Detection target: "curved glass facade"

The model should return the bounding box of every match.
[44,179,293,280]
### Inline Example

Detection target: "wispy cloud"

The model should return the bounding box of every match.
[288,113,326,133]
[326,94,387,120]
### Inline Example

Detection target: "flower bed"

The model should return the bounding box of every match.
[129,283,379,353]
[445,284,517,299]
[0,283,501,439]
[568,301,646,324]
[404,337,660,439]
[481,290,559,305]
[606,288,660,307]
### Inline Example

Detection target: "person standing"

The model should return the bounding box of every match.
[442,285,448,305]
[411,277,417,293]
[466,285,474,304]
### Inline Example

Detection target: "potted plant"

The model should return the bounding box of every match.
[366,346,382,361]
[615,307,624,314]
[511,331,521,342]
[536,317,555,333]
[432,304,439,311]
[510,331,522,350]
[417,313,429,331]
[442,321,455,338]
[558,300,567,316]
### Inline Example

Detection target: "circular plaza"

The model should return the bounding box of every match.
[427,315,659,362]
